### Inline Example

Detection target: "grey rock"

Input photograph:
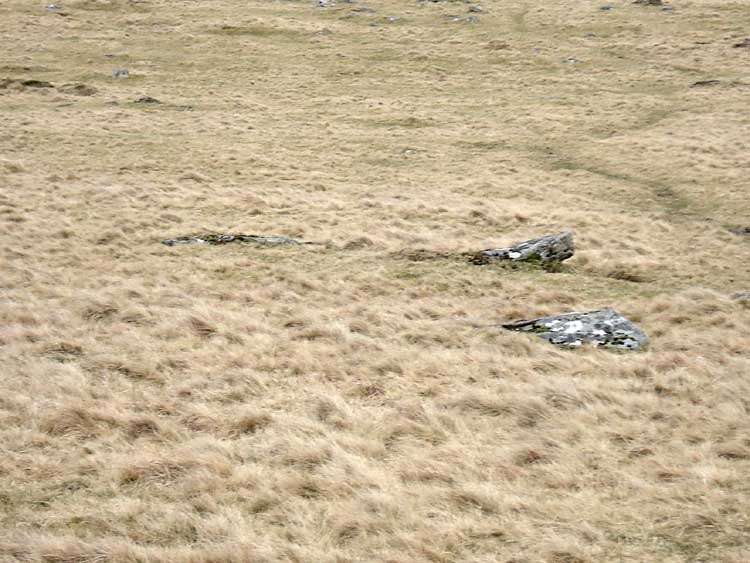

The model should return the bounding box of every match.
[135,96,161,104]
[502,309,649,350]
[633,0,662,5]
[728,224,750,236]
[46,4,62,9]
[690,79,720,88]
[161,234,309,247]
[468,6,485,13]
[474,232,574,264]
[112,69,129,78]
[446,15,479,23]
[317,0,335,7]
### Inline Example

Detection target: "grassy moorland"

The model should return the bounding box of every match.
[1,1,749,561]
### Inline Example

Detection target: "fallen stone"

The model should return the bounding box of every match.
[112,69,129,78]
[161,234,310,247]
[727,224,750,236]
[446,15,479,24]
[690,79,720,88]
[732,292,750,308]
[22,79,54,88]
[473,232,574,265]
[502,309,649,350]
[134,96,161,104]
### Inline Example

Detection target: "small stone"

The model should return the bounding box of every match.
[447,15,479,24]
[21,80,54,88]
[502,309,649,350]
[46,4,61,9]
[317,0,335,7]
[689,79,720,88]
[600,5,613,11]
[468,6,485,13]
[473,232,574,265]
[633,0,662,5]
[733,38,750,49]
[112,69,129,78]
[134,96,161,104]
[563,57,581,63]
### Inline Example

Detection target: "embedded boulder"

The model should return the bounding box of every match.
[473,232,574,265]
[161,234,308,246]
[502,309,649,350]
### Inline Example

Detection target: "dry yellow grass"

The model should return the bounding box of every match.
[1,0,750,561]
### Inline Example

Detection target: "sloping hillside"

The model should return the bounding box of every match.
[1,1,749,561]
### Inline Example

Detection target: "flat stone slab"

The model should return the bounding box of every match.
[474,232,574,264]
[162,234,309,247]
[502,308,649,350]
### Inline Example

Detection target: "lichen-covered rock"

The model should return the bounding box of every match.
[162,234,306,246]
[732,291,750,307]
[502,309,649,350]
[473,232,574,265]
